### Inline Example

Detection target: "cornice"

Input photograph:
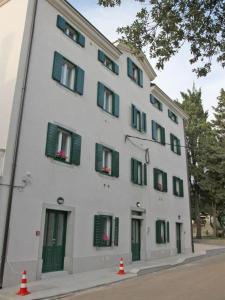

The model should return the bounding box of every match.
[47,0,122,60]
[150,84,189,120]
[0,0,10,7]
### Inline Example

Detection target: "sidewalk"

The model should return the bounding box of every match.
[0,243,225,300]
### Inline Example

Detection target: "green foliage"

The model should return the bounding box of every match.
[98,0,225,77]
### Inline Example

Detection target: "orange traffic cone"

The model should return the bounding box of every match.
[117,257,126,275]
[16,270,31,296]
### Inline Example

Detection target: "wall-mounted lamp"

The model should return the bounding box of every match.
[57,197,64,205]
[136,202,141,208]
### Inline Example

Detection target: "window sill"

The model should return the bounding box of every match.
[49,157,74,168]
[100,108,117,118]
[53,80,81,96]
[100,62,118,76]
[128,76,142,87]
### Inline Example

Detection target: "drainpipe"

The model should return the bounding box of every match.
[0,0,38,288]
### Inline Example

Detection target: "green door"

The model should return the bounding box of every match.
[42,210,67,273]
[176,223,182,254]
[131,219,141,261]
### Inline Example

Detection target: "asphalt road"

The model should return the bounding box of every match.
[64,253,225,300]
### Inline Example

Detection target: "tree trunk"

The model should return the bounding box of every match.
[212,202,217,237]
[195,192,202,239]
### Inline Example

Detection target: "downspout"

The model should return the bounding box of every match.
[0,0,38,288]
[183,119,194,253]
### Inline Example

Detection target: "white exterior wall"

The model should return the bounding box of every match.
[0,0,192,287]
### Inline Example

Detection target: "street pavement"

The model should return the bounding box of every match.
[65,252,225,300]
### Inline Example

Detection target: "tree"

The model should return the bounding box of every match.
[98,0,225,77]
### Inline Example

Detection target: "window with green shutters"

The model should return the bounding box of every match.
[93,215,119,247]
[173,176,184,197]
[152,121,165,145]
[131,104,147,133]
[168,109,178,124]
[95,143,119,177]
[170,134,181,155]
[150,95,163,111]
[131,158,147,186]
[57,15,85,47]
[156,220,170,244]
[45,123,81,165]
[127,57,143,87]
[52,52,85,95]
[153,168,167,192]
[97,82,119,117]
[98,50,119,75]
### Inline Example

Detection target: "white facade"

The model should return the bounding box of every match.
[0,0,192,287]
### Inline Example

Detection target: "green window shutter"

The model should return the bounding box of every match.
[114,217,119,246]
[173,176,177,195]
[166,221,170,243]
[127,57,133,78]
[131,158,138,184]
[97,82,105,109]
[168,109,173,118]
[161,127,166,145]
[112,93,120,117]
[57,15,66,31]
[52,52,63,82]
[143,163,147,186]
[71,133,81,165]
[113,63,119,75]
[78,33,85,47]
[152,121,157,141]
[131,105,137,128]
[159,102,163,111]
[179,179,184,197]
[94,215,104,247]
[138,69,143,87]
[163,172,167,192]
[156,220,162,244]
[177,138,181,155]
[95,143,103,172]
[153,168,159,189]
[170,134,174,152]
[45,123,58,158]
[75,66,85,95]
[150,94,155,104]
[98,49,105,63]
[112,150,119,177]
[142,112,147,133]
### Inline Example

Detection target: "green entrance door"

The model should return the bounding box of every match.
[131,219,141,261]
[42,210,67,273]
[176,223,182,254]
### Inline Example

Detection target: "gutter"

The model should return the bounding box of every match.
[0,0,38,288]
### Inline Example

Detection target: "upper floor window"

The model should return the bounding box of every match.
[170,134,181,155]
[131,158,147,186]
[131,105,147,133]
[152,121,165,145]
[97,82,119,117]
[95,143,119,177]
[127,58,143,87]
[57,15,85,47]
[153,168,167,192]
[52,52,85,95]
[168,109,178,124]
[150,94,163,111]
[173,176,184,197]
[98,50,119,75]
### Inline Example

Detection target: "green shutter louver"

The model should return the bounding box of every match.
[170,134,175,152]
[152,121,157,141]
[112,151,119,178]
[150,94,155,104]
[114,217,119,246]
[75,66,85,95]
[57,15,66,31]
[166,221,170,243]
[163,172,167,192]
[127,57,133,78]
[156,220,162,244]
[153,168,158,190]
[143,164,147,185]
[97,82,105,109]
[45,123,58,158]
[114,63,119,75]
[98,49,105,63]
[131,105,137,128]
[138,69,143,87]
[71,133,81,165]
[177,139,181,155]
[94,215,104,247]
[52,52,63,82]
[78,33,85,47]
[161,127,166,145]
[95,143,103,172]
[131,158,138,184]
[180,179,184,197]
[113,93,120,117]
[142,112,147,132]
[173,176,177,195]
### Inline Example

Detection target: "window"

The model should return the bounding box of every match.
[57,15,85,47]
[131,158,147,186]
[45,123,81,165]
[131,104,147,133]
[95,144,119,177]
[98,50,119,75]
[94,215,119,247]
[173,176,184,197]
[97,82,119,117]
[153,168,167,192]
[156,220,170,244]
[152,121,165,145]
[168,109,178,124]
[170,134,181,155]
[127,58,143,87]
[150,95,163,111]
[52,52,85,95]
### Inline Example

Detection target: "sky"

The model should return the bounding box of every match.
[68,0,224,119]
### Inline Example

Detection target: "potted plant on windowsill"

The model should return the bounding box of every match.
[102,167,111,175]
[56,150,67,161]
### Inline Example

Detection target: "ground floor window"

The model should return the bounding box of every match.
[156,220,170,244]
[94,215,119,247]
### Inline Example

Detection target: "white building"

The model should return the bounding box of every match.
[0,0,192,287]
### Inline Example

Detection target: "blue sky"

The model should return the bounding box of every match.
[69,0,224,118]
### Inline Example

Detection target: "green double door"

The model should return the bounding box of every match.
[131,219,141,261]
[42,210,67,273]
